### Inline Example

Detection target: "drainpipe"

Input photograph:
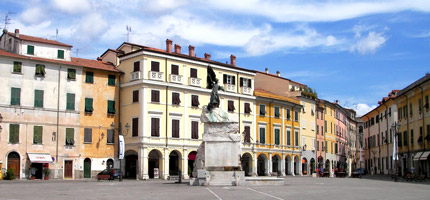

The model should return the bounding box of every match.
[165,58,168,148]
[406,96,410,171]
[381,103,389,173]
[377,109,381,174]
[418,86,425,153]
[56,65,62,163]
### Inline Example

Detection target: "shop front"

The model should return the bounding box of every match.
[27,153,54,180]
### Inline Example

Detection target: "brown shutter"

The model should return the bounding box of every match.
[133,90,139,103]
[223,74,227,84]
[192,95,199,107]
[190,68,197,78]
[228,101,235,112]
[132,118,139,137]
[245,103,251,114]
[151,61,159,72]
[232,76,235,85]
[192,121,199,139]
[245,126,250,142]
[171,65,179,75]
[248,79,252,88]
[240,78,244,87]
[133,61,140,72]
[152,90,160,103]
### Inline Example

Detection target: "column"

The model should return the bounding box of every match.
[253,152,257,176]
[290,158,295,176]
[140,87,148,138]
[299,157,303,176]
[182,64,187,85]
[140,147,149,180]
[183,149,189,179]
[268,153,272,175]
[281,157,286,176]
[184,91,188,144]
[164,148,169,180]
[142,58,147,79]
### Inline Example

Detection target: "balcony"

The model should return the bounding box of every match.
[149,71,163,81]
[189,77,201,87]
[170,74,183,84]
[225,84,236,92]
[130,71,141,81]
[241,86,252,95]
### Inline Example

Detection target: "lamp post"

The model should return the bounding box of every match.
[391,121,401,182]
[111,122,130,181]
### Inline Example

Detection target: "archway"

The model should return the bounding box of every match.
[125,150,138,178]
[106,159,114,169]
[148,149,162,179]
[310,158,316,175]
[169,150,182,176]
[188,151,197,178]
[325,159,330,171]
[294,156,300,175]
[285,155,292,175]
[302,158,308,175]
[241,153,252,176]
[272,155,280,174]
[84,158,91,178]
[7,152,20,179]
[318,156,324,168]
[257,154,267,176]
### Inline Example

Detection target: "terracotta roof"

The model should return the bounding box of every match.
[254,88,301,105]
[100,48,124,58]
[7,32,72,48]
[255,71,306,86]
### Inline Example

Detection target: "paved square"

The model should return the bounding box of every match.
[0,177,429,200]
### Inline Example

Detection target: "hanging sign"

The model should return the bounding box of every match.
[119,135,124,160]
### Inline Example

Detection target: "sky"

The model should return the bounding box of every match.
[1,0,429,116]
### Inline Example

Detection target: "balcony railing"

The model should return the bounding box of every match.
[241,86,252,95]
[189,77,201,87]
[130,71,141,81]
[225,84,236,92]
[149,71,163,81]
[170,74,183,84]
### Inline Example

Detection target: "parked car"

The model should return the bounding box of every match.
[97,168,122,181]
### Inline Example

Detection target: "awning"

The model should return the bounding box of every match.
[413,152,423,161]
[27,153,53,163]
[419,151,430,160]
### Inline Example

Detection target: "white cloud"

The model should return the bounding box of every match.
[141,0,190,14]
[19,7,47,25]
[73,13,109,42]
[350,31,387,55]
[51,0,91,14]
[348,103,377,117]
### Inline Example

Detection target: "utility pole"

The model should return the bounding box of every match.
[74,48,80,57]
[126,25,131,42]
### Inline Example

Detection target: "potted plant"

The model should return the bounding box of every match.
[44,168,51,180]
[4,169,15,180]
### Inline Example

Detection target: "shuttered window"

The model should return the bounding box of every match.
[85,98,94,113]
[286,109,291,119]
[295,131,299,146]
[11,87,21,106]
[171,65,179,75]
[294,111,299,121]
[223,74,235,85]
[275,129,280,145]
[27,45,34,55]
[132,90,139,103]
[244,103,251,114]
[65,128,74,146]
[107,100,116,114]
[274,107,280,118]
[57,50,64,59]
[191,95,199,107]
[151,90,160,103]
[108,75,116,86]
[66,68,75,80]
[35,64,46,76]
[85,71,94,83]
[259,105,266,116]
[190,68,197,78]
[34,90,44,108]
[287,130,291,145]
[13,61,22,73]
[9,124,19,144]
[84,128,92,143]
[151,61,159,72]
[134,61,140,72]
[228,100,235,112]
[33,126,43,144]
[172,119,180,138]
[239,77,252,87]
[107,129,114,144]
[191,121,199,139]
[66,93,75,110]
[132,118,139,137]
[259,127,265,144]
[172,92,181,105]
[151,118,160,137]
[244,126,250,143]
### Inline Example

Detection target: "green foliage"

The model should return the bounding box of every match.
[44,168,51,176]
[4,169,15,180]
[301,86,318,99]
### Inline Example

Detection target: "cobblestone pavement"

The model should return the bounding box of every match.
[0,176,429,200]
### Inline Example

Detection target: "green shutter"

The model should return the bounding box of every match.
[85,98,94,112]
[11,87,21,105]
[27,45,34,55]
[275,107,280,117]
[85,71,94,83]
[66,128,74,145]
[260,128,265,144]
[35,64,46,76]
[107,100,116,114]
[13,62,22,73]
[57,50,64,59]
[67,69,76,80]
[33,126,43,144]
[34,90,44,108]
[275,129,280,145]
[66,93,75,110]
[9,124,19,144]
[108,75,115,86]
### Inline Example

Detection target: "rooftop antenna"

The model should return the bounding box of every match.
[56,29,58,40]
[126,25,131,42]
[3,12,15,30]
[74,48,80,57]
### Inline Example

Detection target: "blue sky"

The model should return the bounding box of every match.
[1,0,429,116]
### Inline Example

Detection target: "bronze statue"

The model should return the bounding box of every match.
[206,65,225,112]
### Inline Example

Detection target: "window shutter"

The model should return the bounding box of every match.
[190,68,197,78]
[107,129,114,144]
[248,79,252,88]
[232,76,235,85]
[66,128,74,145]
[192,95,199,107]
[228,101,235,112]
[134,61,140,72]
[11,88,21,106]
[27,45,34,55]
[133,90,139,103]
[151,61,159,72]
[33,126,42,144]
[275,129,280,145]
[108,75,116,86]
[171,65,179,75]
[84,128,92,143]
[132,118,139,137]
[245,103,251,114]
[34,90,43,108]
[107,100,116,114]
[223,74,227,84]
[58,50,64,59]
[240,78,244,87]
[9,124,19,144]
[85,71,93,83]
[156,118,160,136]
[85,98,94,112]
[13,62,22,73]
[287,131,291,145]
[245,126,250,142]
[192,121,199,139]
[66,93,75,110]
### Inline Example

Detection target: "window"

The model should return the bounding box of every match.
[191,121,199,139]
[107,100,116,114]
[425,95,429,110]
[84,128,92,143]
[132,118,139,137]
[190,68,197,78]
[57,50,64,59]
[151,118,160,137]
[411,129,414,145]
[191,95,200,107]
[171,64,179,75]
[274,128,280,145]
[324,121,327,133]
[240,77,252,88]
[398,108,402,120]
[172,119,180,138]
[259,127,265,144]
[403,131,408,146]
[85,71,94,83]
[317,125,319,134]
[67,68,76,80]
[419,126,423,143]
[335,143,338,154]
[151,61,159,72]
[287,130,291,145]
[13,61,22,73]
[11,87,21,106]
[294,111,299,121]
[27,45,34,55]
[244,103,251,114]
[223,74,235,85]
[65,128,74,146]
[172,92,181,105]
[151,90,160,103]
[260,104,266,116]
[107,129,114,144]
[317,141,319,151]
[85,98,93,113]
[228,100,235,112]
[9,124,19,144]
[325,141,328,152]
[108,75,116,86]
[33,126,42,144]
[398,132,402,147]
[286,109,291,119]
[410,103,413,116]
[376,115,379,123]
[66,93,75,110]
[274,107,280,118]
[133,61,140,72]
[132,90,139,103]
[419,98,422,113]
[244,126,250,143]
[34,90,44,108]
[295,130,299,146]
[35,64,46,76]
[321,126,324,136]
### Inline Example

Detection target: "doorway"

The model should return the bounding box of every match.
[64,160,73,179]
[7,152,20,179]
[125,155,137,178]
[84,158,91,178]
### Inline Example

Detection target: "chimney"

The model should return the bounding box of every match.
[276,71,280,77]
[230,54,236,66]
[174,44,181,54]
[188,45,195,57]
[166,39,172,53]
[265,68,268,74]
[97,57,102,61]
[15,29,20,38]
[335,100,338,104]
[204,53,211,60]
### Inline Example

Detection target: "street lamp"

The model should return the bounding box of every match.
[110,122,130,181]
[391,121,401,182]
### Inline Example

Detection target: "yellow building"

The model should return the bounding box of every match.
[76,58,121,179]
[101,40,255,180]
[321,100,337,173]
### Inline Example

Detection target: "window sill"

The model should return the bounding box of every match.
[35,75,45,78]
[107,143,114,145]
[67,78,76,81]
[11,72,23,75]
[84,142,92,144]
[8,142,20,145]
[108,84,116,87]
[32,143,43,145]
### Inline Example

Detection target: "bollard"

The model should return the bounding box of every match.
[178,170,182,183]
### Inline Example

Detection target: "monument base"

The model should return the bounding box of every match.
[190,170,245,186]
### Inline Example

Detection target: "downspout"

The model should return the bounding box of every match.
[418,86,425,153]
[165,58,168,148]
[237,72,241,135]
[406,96,410,169]
[377,109,381,174]
[56,65,62,163]
[381,103,389,172]
[269,101,272,148]
[118,73,122,159]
